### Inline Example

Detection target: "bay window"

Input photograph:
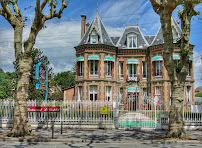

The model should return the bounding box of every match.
[155,86,162,102]
[78,61,83,76]
[105,61,112,76]
[155,61,162,76]
[119,61,124,78]
[106,86,112,101]
[143,88,147,105]
[78,86,82,101]
[128,64,138,78]
[142,61,147,78]
[89,85,98,101]
[186,86,192,102]
[89,60,98,75]
[119,88,124,104]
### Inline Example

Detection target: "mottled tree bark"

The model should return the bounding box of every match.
[150,0,201,138]
[0,0,68,137]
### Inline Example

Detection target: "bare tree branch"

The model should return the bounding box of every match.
[0,0,13,17]
[11,0,20,15]
[43,0,67,21]
[40,0,48,11]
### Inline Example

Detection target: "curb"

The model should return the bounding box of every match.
[0,138,202,144]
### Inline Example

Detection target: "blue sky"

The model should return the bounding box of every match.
[0,0,201,87]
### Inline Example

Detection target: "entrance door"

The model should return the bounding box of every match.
[127,92,138,111]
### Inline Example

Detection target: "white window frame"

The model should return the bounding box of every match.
[187,62,191,77]
[128,64,138,77]
[143,88,147,105]
[91,35,97,44]
[119,88,124,104]
[79,61,83,76]
[105,61,112,76]
[155,61,162,76]
[127,33,137,48]
[89,85,98,101]
[186,86,192,102]
[106,86,112,101]
[119,61,124,78]
[142,61,147,79]
[78,86,82,101]
[89,60,98,76]
[155,86,162,102]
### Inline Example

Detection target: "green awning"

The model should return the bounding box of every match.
[127,59,138,64]
[189,56,193,61]
[173,55,180,60]
[127,87,139,92]
[104,56,115,62]
[76,56,84,62]
[152,56,163,61]
[88,55,99,60]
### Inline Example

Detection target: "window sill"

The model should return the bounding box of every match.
[89,75,98,78]
[186,76,191,79]
[106,76,112,79]
[119,77,124,81]
[154,76,162,78]
[142,77,147,80]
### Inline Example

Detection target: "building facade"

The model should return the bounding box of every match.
[74,11,194,110]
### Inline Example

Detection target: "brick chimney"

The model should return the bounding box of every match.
[86,22,90,31]
[81,15,86,39]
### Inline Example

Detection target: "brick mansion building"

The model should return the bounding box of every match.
[74,11,194,110]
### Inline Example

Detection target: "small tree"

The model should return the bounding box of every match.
[150,0,201,138]
[0,0,68,137]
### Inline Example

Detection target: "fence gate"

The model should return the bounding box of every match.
[119,94,157,129]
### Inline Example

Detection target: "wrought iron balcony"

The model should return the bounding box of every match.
[127,74,140,82]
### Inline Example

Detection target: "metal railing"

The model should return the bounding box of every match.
[0,100,113,123]
[127,74,140,82]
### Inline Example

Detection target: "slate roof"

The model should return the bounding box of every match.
[151,17,182,46]
[78,11,114,46]
[116,25,149,50]
[110,37,120,46]
[144,35,155,45]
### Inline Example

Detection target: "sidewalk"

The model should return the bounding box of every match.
[0,128,202,144]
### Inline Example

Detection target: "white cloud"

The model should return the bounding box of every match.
[193,51,202,88]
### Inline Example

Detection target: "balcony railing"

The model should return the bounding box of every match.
[127,74,140,82]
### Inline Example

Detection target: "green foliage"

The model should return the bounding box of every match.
[0,68,17,99]
[53,71,75,90]
[195,93,202,97]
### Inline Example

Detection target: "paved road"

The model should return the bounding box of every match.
[0,141,202,148]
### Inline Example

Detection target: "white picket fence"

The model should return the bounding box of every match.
[0,100,201,129]
[0,100,113,123]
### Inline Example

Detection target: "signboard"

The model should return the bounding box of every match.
[27,107,60,112]
[191,105,202,113]
[38,64,46,84]
[36,84,47,90]
[101,107,108,115]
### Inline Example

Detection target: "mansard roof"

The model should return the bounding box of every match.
[78,11,114,47]
[116,25,149,50]
[151,17,182,46]
[110,37,120,45]
[144,35,155,45]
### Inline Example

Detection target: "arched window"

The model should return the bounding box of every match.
[127,33,137,48]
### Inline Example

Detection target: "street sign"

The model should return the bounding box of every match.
[101,107,108,115]
[36,84,47,90]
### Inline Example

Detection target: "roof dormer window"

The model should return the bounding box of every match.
[90,29,98,44]
[91,35,97,44]
[127,33,137,48]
